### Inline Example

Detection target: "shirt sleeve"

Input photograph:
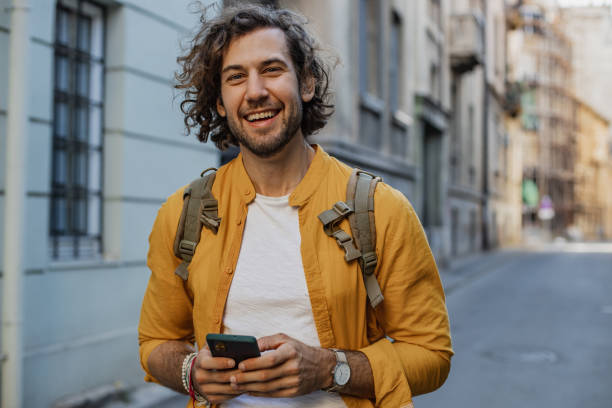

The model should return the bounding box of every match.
[138,189,195,383]
[359,183,453,406]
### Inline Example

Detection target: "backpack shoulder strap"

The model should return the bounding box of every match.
[347,169,384,308]
[317,168,383,308]
[173,168,220,281]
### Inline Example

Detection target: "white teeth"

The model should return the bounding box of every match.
[246,111,276,122]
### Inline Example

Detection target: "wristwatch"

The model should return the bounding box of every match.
[324,349,351,392]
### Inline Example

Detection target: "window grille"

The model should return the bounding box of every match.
[50,0,104,259]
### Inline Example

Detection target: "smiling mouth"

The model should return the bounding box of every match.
[244,110,280,122]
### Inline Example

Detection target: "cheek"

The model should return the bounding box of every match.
[220,88,241,113]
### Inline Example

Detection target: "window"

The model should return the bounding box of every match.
[359,0,383,150]
[389,10,408,158]
[389,11,402,113]
[360,0,381,97]
[50,0,104,259]
[427,33,442,103]
[428,0,442,29]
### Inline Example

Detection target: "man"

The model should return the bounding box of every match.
[139,4,452,407]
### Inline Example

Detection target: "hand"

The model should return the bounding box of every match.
[191,347,244,405]
[228,333,335,398]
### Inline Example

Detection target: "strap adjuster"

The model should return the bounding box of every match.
[360,251,378,274]
[201,199,218,212]
[333,201,352,216]
[178,240,196,256]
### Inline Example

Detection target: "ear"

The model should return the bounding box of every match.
[216,98,226,117]
[300,74,315,103]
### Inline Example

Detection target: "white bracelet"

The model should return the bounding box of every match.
[181,352,197,394]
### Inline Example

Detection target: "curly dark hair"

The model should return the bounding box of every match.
[175,4,335,150]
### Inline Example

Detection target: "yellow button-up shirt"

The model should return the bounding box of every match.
[139,145,453,407]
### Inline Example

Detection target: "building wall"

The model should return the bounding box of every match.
[561,6,612,122]
[562,6,612,240]
[0,0,218,405]
[575,101,611,240]
[447,0,484,257]
[506,1,577,237]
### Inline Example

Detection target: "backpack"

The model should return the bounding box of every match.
[172,168,384,309]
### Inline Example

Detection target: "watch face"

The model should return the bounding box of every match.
[334,363,351,386]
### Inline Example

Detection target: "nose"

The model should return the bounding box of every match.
[245,73,269,104]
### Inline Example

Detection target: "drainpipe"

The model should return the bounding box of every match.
[2,0,30,406]
[481,1,490,250]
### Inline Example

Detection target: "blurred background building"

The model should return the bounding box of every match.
[1,0,611,406]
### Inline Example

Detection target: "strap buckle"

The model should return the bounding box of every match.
[178,240,196,256]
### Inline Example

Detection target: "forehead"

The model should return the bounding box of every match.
[222,27,292,68]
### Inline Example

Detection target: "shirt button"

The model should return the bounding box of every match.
[225,267,233,275]
[215,316,220,324]
[244,189,251,196]
[236,218,242,225]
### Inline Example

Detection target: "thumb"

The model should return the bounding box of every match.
[257,333,290,352]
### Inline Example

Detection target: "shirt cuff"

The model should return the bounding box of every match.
[139,339,167,384]
[359,338,412,407]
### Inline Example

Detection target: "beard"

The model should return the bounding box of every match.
[226,99,303,158]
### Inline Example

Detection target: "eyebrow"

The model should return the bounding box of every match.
[221,58,289,75]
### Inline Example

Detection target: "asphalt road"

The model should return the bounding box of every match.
[415,243,612,408]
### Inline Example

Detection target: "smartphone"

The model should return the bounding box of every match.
[206,333,261,365]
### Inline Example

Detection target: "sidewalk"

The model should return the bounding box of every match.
[438,248,521,295]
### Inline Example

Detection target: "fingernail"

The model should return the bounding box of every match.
[238,363,245,371]
[230,375,236,383]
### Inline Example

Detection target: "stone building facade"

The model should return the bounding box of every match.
[506,0,577,237]
[574,101,612,240]
[1,0,217,405]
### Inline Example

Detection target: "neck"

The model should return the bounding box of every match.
[240,133,315,197]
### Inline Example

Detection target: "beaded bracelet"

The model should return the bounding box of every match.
[181,352,197,394]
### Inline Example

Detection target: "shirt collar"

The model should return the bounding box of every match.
[289,144,329,207]
[230,144,330,207]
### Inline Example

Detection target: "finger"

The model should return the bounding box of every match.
[247,386,299,398]
[196,354,236,371]
[233,374,299,394]
[257,333,289,352]
[231,364,284,385]
[200,381,244,396]
[239,346,294,372]
[194,367,242,385]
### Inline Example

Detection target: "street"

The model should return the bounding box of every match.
[416,243,612,407]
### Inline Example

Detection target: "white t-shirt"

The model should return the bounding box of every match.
[221,193,346,407]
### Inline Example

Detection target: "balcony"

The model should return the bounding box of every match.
[504,81,522,117]
[449,13,484,74]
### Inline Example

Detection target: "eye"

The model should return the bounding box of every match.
[226,73,244,82]
[264,66,282,74]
